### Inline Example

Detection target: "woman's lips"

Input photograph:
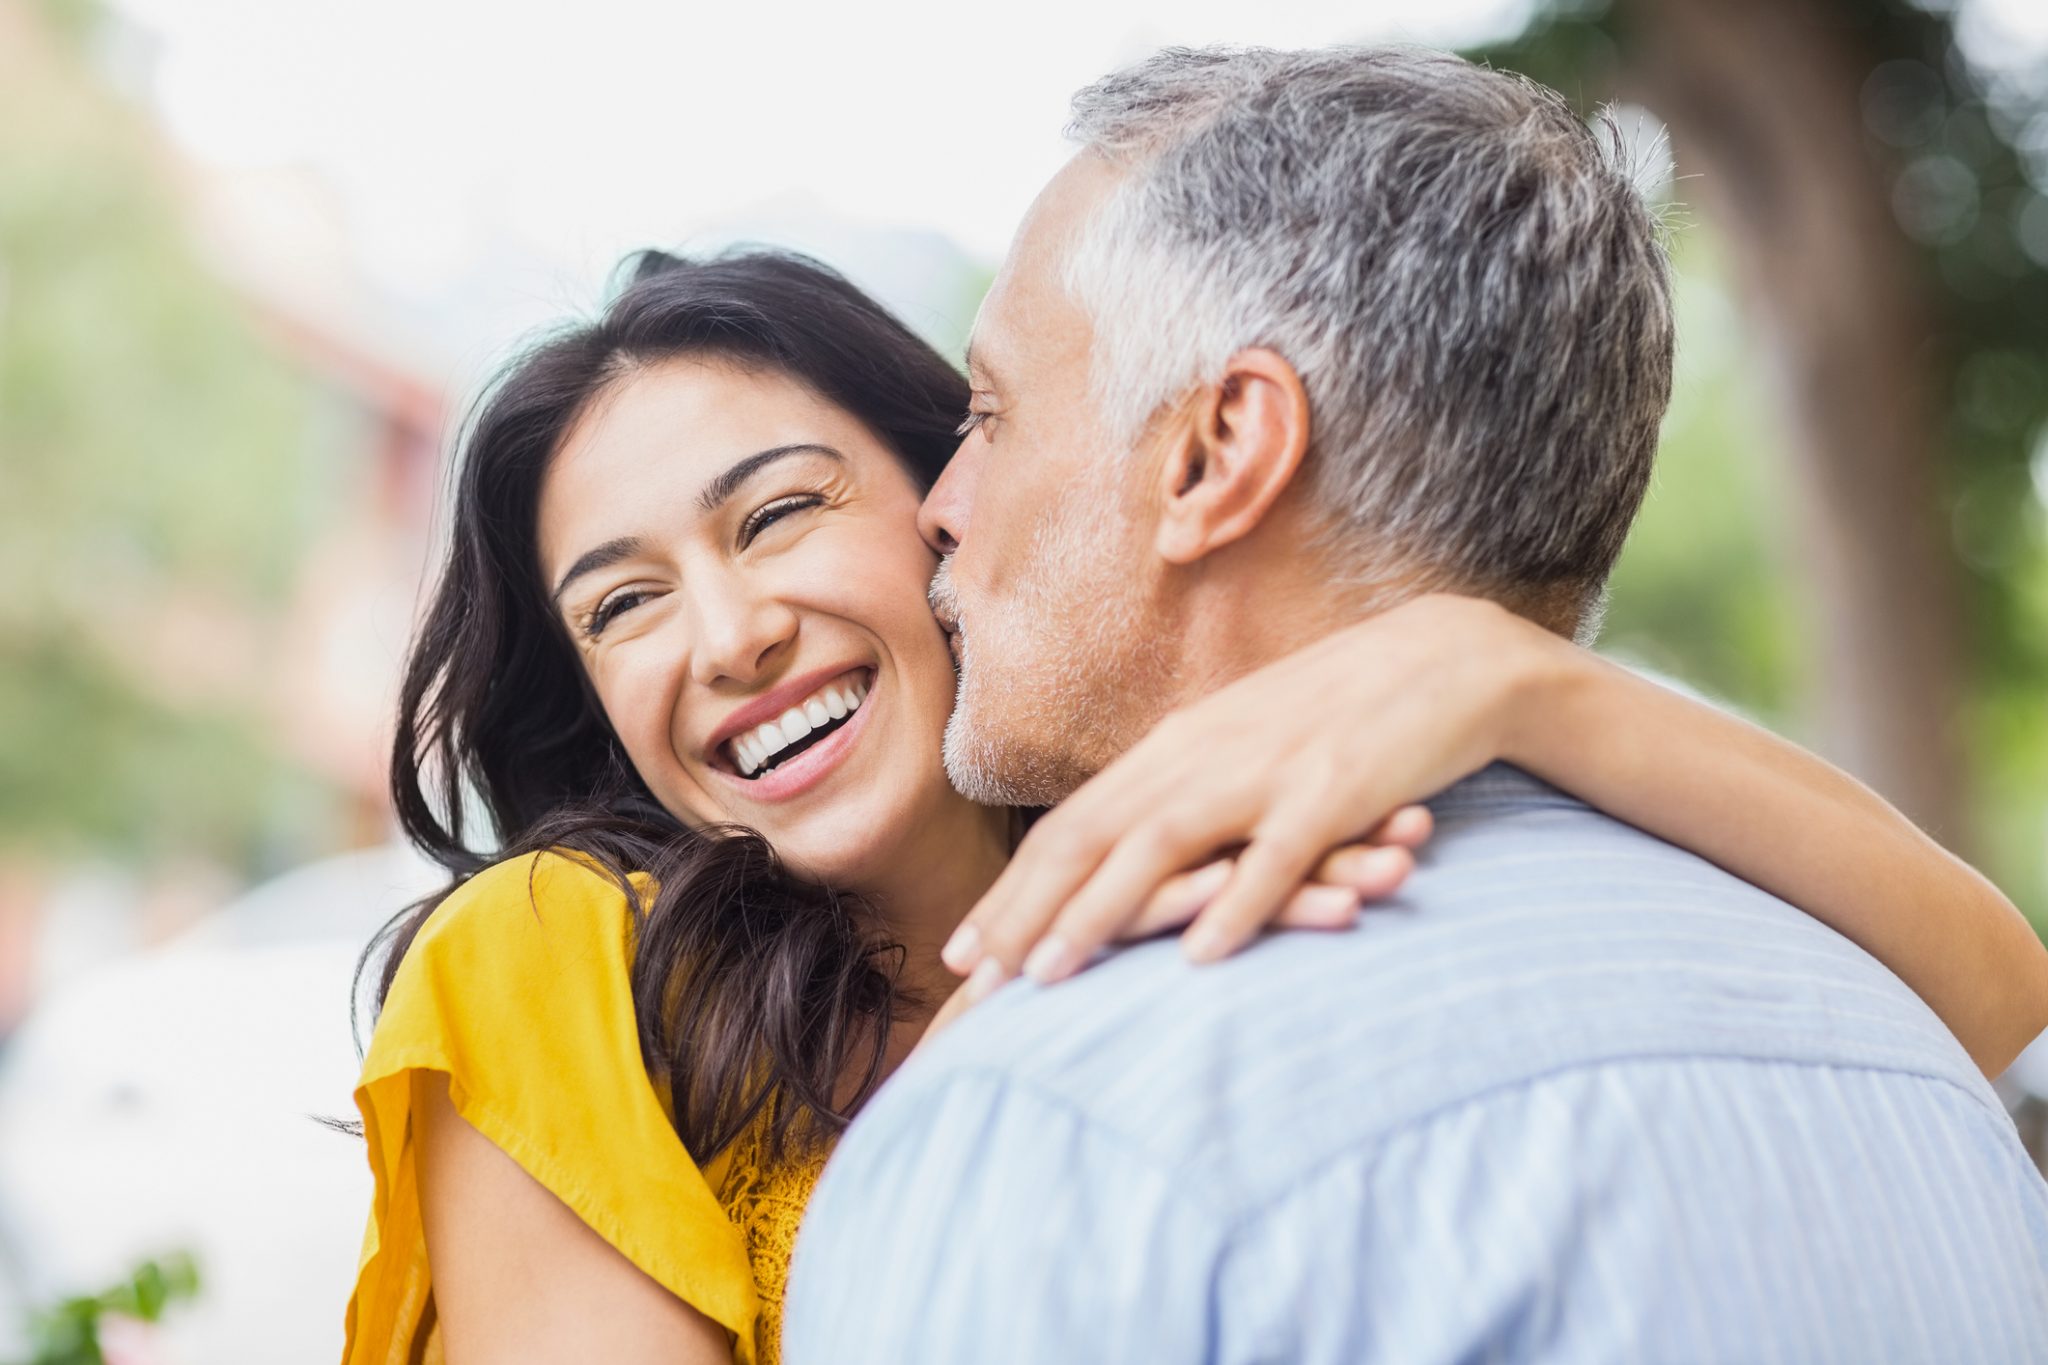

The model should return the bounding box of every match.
[710,669,878,804]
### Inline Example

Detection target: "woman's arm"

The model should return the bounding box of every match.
[940,594,2048,1077]
[412,1071,734,1365]
[1501,631,2047,1078]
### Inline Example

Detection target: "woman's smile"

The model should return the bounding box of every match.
[705,664,879,802]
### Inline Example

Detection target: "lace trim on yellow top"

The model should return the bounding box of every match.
[714,1123,831,1356]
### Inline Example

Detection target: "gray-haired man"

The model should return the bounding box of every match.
[784,45,2048,1364]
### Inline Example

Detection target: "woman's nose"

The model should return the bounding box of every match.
[684,581,799,687]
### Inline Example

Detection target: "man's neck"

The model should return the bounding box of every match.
[1160,556,1419,709]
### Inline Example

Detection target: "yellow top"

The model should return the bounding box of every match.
[342,850,828,1365]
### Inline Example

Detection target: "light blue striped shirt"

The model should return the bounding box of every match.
[785,765,2048,1363]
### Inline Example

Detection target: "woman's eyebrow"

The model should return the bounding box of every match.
[551,445,843,606]
[697,443,844,514]
[551,535,648,606]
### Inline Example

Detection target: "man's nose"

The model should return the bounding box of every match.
[917,440,978,555]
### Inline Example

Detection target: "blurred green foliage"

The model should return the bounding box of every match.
[1601,241,1807,720]
[1,0,342,869]
[10,1253,200,1365]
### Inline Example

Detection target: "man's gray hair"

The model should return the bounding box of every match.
[1063,45,1675,613]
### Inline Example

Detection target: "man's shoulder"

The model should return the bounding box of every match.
[793,769,2048,1363]
[882,766,1990,1195]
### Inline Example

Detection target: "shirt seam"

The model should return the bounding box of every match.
[901,1047,2013,1237]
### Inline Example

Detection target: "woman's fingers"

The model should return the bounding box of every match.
[1012,834,1418,984]
[934,841,1416,1038]
[1182,817,1341,963]
[947,796,1427,993]
[940,808,1115,978]
[1014,814,1224,983]
[1369,804,1434,849]
[1119,859,1236,939]
[1313,842,1416,898]
[1117,843,1416,942]
[1117,829,1420,943]
[1272,883,1366,929]
[941,723,1245,978]
[921,876,1365,1046]
[1119,825,1419,942]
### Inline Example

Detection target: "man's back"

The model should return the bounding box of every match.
[786,766,2048,1364]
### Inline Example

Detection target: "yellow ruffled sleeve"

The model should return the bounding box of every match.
[342,850,761,1364]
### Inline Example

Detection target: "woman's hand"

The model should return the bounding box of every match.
[936,594,1564,1003]
[918,806,1434,1045]
[1115,804,1435,942]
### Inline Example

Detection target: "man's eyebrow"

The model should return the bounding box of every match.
[964,342,998,389]
[697,443,843,514]
[551,536,647,606]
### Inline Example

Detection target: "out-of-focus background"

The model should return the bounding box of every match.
[2,0,2046,1358]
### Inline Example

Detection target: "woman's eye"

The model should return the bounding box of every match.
[583,589,649,639]
[739,494,824,548]
[955,410,993,441]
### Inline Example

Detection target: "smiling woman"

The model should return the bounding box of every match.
[344,250,1016,1365]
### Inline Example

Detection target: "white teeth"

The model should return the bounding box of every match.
[724,671,872,776]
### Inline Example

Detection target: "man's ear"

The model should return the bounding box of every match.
[1152,348,1312,565]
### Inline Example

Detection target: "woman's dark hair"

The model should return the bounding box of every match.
[361,248,970,1161]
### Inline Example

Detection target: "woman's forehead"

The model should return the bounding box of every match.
[564,360,846,469]
[535,359,884,567]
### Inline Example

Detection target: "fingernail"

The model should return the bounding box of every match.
[1023,934,1074,984]
[941,923,982,974]
[1338,848,1406,889]
[1363,848,1412,889]
[1188,862,1233,901]
[964,956,1008,1001]
[1303,884,1361,916]
[1183,924,1229,964]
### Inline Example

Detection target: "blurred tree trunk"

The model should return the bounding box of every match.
[1618,0,1970,847]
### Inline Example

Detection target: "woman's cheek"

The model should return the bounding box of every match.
[596,654,679,773]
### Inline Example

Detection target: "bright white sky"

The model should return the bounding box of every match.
[102,0,2048,361]
[103,1,1524,308]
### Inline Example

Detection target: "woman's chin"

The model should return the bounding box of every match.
[772,839,894,898]
[752,794,899,877]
